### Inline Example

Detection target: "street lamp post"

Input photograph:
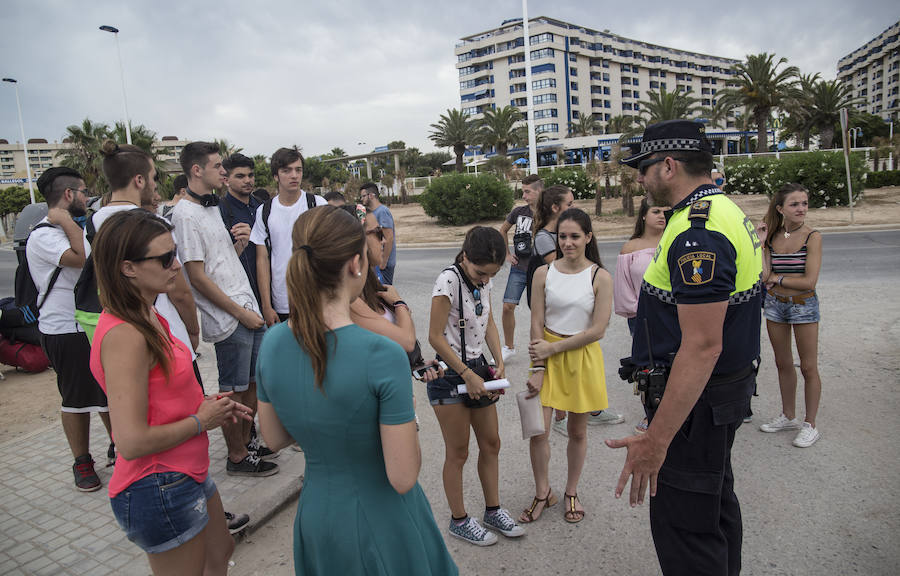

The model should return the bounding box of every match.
[99,25,132,144]
[2,78,36,204]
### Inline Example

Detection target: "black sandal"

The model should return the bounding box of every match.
[520,489,558,523]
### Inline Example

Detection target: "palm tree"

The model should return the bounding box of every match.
[429,108,479,172]
[781,73,821,149]
[568,114,601,137]
[59,118,110,193]
[328,147,347,158]
[637,87,704,125]
[477,105,525,157]
[605,115,636,135]
[718,53,799,153]
[804,79,860,149]
[213,139,242,157]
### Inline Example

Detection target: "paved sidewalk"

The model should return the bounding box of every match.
[0,347,304,576]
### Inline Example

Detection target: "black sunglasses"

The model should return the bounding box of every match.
[473,287,483,316]
[133,249,177,269]
[637,155,692,176]
[366,226,384,241]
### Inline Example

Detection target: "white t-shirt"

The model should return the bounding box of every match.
[87,205,196,360]
[172,200,260,343]
[431,267,493,361]
[248,191,326,314]
[26,219,82,335]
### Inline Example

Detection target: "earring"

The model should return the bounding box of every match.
[357,271,362,277]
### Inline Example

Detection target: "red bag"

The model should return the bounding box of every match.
[0,335,50,373]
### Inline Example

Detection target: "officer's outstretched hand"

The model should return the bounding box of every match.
[606,433,668,507]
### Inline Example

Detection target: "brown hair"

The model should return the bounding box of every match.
[522,174,543,188]
[99,139,153,191]
[92,210,175,376]
[286,205,366,389]
[631,197,652,239]
[763,183,808,246]
[534,184,572,234]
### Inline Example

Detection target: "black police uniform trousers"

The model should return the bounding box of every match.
[649,369,755,576]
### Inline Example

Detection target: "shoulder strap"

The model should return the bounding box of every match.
[444,265,468,363]
[262,198,274,254]
[85,212,97,245]
[804,230,819,245]
[30,222,63,312]
[306,192,316,210]
[591,264,600,286]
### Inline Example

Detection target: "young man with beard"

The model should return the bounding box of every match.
[27,167,113,492]
[608,120,762,576]
[221,153,263,307]
[359,182,396,284]
[172,142,278,478]
[250,147,326,325]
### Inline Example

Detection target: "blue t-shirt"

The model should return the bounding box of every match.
[373,204,396,269]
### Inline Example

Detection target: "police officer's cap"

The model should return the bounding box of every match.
[620,119,713,169]
[36,166,82,197]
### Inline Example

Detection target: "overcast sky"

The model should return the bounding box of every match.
[1,1,896,158]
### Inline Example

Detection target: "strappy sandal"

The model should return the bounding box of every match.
[563,493,585,524]
[519,489,558,523]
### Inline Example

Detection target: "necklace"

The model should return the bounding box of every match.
[783,222,804,239]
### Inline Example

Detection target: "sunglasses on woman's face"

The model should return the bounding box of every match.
[133,249,177,269]
[366,226,384,241]
[473,287,483,316]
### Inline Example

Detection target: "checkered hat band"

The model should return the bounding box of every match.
[641,138,702,153]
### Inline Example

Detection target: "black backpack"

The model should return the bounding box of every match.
[73,213,101,343]
[5,222,62,345]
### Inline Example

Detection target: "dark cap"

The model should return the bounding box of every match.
[36,166,82,196]
[620,119,713,168]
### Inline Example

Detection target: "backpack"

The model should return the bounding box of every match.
[73,213,101,343]
[259,193,317,256]
[525,229,556,310]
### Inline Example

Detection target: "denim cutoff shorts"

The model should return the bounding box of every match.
[764,292,820,324]
[427,356,490,406]
[110,472,217,554]
[502,267,528,304]
[214,323,266,392]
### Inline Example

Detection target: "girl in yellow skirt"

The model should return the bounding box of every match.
[520,208,613,524]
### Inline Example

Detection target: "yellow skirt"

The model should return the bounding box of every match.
[538,329,608,414]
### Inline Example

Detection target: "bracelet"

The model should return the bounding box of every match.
[528,367,546,373]
[460,367,470,377]
[392,300,409,311]
[189,414,203,436]
[778,275,784,287]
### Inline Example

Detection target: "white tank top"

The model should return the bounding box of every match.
[544,262,596,335]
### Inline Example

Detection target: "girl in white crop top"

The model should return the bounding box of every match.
[521,208,613,525]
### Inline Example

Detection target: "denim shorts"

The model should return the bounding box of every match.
[502,267,528,304]
[110,472,217,554]
[214,323,266,392]
[764,292,820,324]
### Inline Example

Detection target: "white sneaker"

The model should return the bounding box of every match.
[792,422,820,448]
[482,508,525,538]
[759,414,802,433]
[448,517,498,547]
[501,346,516,362]
[552,416,568,437]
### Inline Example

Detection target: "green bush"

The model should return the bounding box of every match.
[543,167,595,199]
[1,185,44,216]
[419,173,513,225]
[865,170,900,188]
[724,151,866,207]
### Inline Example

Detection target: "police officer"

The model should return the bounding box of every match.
[606,120,762,576]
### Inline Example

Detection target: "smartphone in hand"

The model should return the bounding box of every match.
[412,361,448,381]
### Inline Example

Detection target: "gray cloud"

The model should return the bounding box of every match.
[1,0,896,157]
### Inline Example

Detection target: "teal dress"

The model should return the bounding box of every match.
[256,323,457,576]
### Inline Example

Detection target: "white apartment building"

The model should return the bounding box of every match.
[837,19,900,121]
[0,136,189,189]
[455,16,740,145]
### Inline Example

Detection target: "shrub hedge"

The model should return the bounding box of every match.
[723,151,867,207]
[864,170,900,188]
[419,173,513,225]
[542,167,595,199]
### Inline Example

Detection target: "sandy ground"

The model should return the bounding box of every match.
[1,187,898,445]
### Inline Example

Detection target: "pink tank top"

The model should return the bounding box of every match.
[90,311,209,498]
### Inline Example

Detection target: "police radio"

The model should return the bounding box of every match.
[633,319,669,411]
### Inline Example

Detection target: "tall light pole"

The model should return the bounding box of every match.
[99,25,132,144]
[2,78,35,204]
[522,0,537,175]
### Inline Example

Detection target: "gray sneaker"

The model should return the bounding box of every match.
[759,414,802,433]
[448,517,498,547]
[483,508,525,538]
[587,410,625,425]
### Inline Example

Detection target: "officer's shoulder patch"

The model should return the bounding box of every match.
[677,251,716,285]
[688,200,711,221]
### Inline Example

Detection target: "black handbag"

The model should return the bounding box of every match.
[446,265,499,409]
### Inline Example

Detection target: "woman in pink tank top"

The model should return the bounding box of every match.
[89,210,252,575]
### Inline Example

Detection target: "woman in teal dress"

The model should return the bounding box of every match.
[255,205,457,576]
